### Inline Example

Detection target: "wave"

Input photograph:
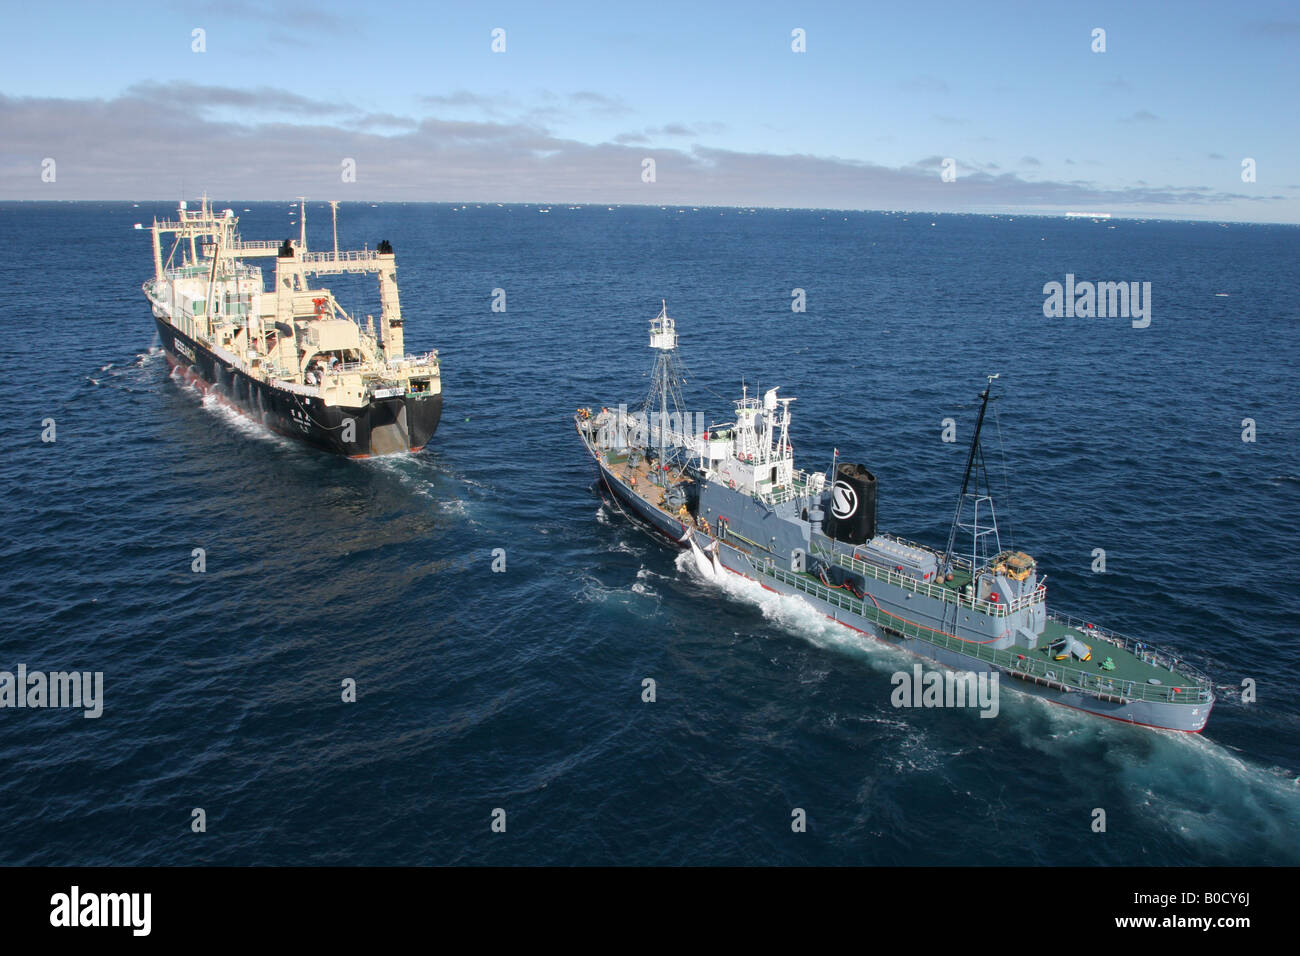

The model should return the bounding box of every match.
[194,388,289,447]
[672,547,1300,862]
[672,550,912,674]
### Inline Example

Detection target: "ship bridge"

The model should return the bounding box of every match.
[701,386,819,503]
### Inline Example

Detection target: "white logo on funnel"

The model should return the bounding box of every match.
[830,480,858,519]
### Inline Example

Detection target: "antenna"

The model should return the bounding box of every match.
[329,200,340,257]
[297,196,308,250]
[942,374,1000,573]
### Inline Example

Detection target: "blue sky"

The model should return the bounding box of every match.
[2,0,1297,220]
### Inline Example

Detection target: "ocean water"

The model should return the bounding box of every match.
[0,201,1297,866]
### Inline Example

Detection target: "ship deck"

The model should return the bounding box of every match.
[601,450,695,518]
[1034,617,1176,688]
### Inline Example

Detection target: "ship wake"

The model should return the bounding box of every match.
[672,547,911,672]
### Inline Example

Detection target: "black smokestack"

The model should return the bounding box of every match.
[822,463,876,545]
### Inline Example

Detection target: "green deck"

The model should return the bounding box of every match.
[1035,618,1177,691]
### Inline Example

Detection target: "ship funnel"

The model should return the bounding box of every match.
[822,463,877,545]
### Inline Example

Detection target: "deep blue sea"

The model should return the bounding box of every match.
[1,202,1297,866]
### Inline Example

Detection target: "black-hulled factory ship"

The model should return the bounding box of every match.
[141,198,441,456]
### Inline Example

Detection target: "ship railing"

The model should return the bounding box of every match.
[1046,611,1212,687]
[165,263,263,282]
[712,468,813,508]
[154,219,219,234]
[386,351,440,371]
[264,364,319,393]
[317,362,423,385]
[325,361,370,374]
[765,475,812,506]
[267,376,319,397]
[767,486,796,506]
[165,265,214,280]
[646,424,707,458]
[201,240,280,257]
[299,249,382,265]
[824,548,1044,618]
[763,562,1211,706]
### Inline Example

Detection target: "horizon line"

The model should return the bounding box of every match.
[2,198,1296,228]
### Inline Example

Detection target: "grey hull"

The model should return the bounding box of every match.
[585,431,1211,734]
[591,454,1210,733]
[713,542,1211,733]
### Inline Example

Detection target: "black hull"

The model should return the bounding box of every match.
[154,318,441,457]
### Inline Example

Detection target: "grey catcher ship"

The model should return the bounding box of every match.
[141,198,442,456]
[576,304,1214,732]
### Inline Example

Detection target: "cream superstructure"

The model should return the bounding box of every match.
[140,198,443,456]
[142,198,439,408]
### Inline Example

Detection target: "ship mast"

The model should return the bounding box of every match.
[645,301,684,486]
[204,202,221,332]
[297,197,308,251]
[941,374,999,573]
[659,338,668,479]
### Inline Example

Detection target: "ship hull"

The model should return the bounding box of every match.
[154,317,441,457]
[710,543,1211,733]
[585,442,1210,734]
[593,455,692,546]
